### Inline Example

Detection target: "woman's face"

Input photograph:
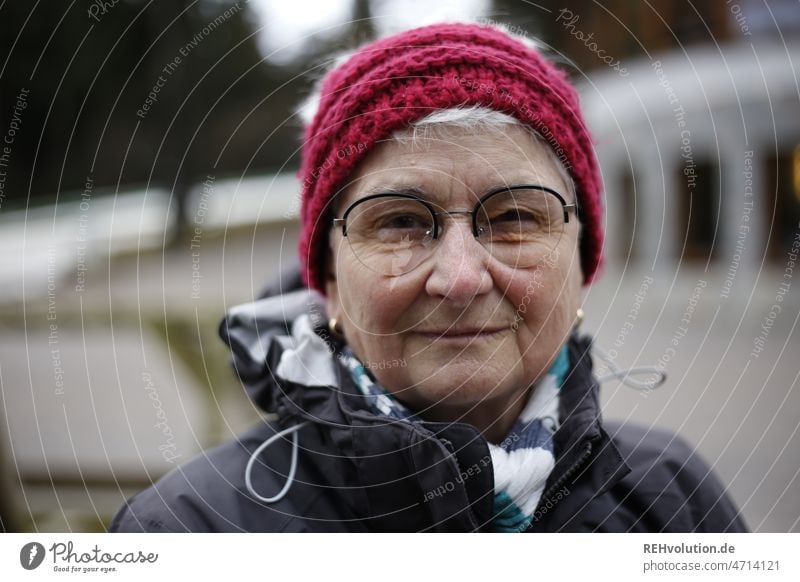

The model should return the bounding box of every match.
[325,125,583,419]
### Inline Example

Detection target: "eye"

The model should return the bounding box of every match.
[373,210,432,243]
[489,208,543,225]
[492,209,529,222]
[382,214,428,229]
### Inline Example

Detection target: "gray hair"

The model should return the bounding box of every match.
[391,106,576,198]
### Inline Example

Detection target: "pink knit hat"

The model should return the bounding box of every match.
[298,22,603,294]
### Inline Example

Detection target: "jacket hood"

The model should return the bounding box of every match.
[218,265,630,531]
[220,286,338,416]
[220,284,502,529]
[110,267,745,532]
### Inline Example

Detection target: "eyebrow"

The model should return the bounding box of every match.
[341,182,573,210]
[360,183,567,200]
[361,184,429,198]
[330,184,428,217]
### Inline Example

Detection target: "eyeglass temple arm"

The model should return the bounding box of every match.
[332,217,347,236]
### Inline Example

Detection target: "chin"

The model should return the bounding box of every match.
[403,362,517,404]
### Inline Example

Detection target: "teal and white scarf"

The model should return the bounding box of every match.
[338,345,569,532]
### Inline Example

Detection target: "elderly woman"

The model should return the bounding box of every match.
[112,23,746,532]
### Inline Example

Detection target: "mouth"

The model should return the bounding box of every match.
[414,327,509,342]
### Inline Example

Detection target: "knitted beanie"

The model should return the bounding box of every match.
[298,22,603,294]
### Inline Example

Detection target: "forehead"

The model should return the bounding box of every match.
[334,125,571,211]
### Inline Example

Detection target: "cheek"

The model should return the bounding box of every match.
[505,257,579,332]
[501,261,579,383]
[336,263,419,332]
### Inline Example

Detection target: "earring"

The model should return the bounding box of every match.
[328,317,344,337]
[575,308,585,328]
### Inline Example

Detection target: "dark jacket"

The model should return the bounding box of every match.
[110,271,748,533]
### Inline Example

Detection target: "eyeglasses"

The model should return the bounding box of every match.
[332,184,577,277]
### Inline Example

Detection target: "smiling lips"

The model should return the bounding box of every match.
[415,327,508,341]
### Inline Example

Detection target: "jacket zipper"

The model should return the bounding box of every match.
[439,437,455,453]
[532,440,594,518]
[438,437,466,481]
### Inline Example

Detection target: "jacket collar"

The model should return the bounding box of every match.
[220,287,630,531]
[533,334,631,524]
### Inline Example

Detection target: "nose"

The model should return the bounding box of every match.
[424,216,493,305]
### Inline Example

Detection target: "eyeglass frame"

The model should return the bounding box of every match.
[332,184,578,241]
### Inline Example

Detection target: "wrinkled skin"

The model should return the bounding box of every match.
[325,126,583,443]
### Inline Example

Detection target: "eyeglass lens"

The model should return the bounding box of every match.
[341,187,566,276]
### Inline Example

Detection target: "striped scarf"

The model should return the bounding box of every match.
[338,345,569,532]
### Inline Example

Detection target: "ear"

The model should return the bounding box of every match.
[325,278,340,321]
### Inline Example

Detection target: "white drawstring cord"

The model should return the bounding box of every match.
[244,345,663,504]
[592,343,667,392]
[245,420,310,504]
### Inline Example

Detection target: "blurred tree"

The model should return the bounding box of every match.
[488,0,732,75]
[0,1,302,236]
[0,439,17,532]
[0,0,761,218]
[0,0,396,244]
[351,0,376,46]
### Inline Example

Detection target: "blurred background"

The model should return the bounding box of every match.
[0,0,798,532]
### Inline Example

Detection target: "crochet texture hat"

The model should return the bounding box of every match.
[298,22,603,294]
